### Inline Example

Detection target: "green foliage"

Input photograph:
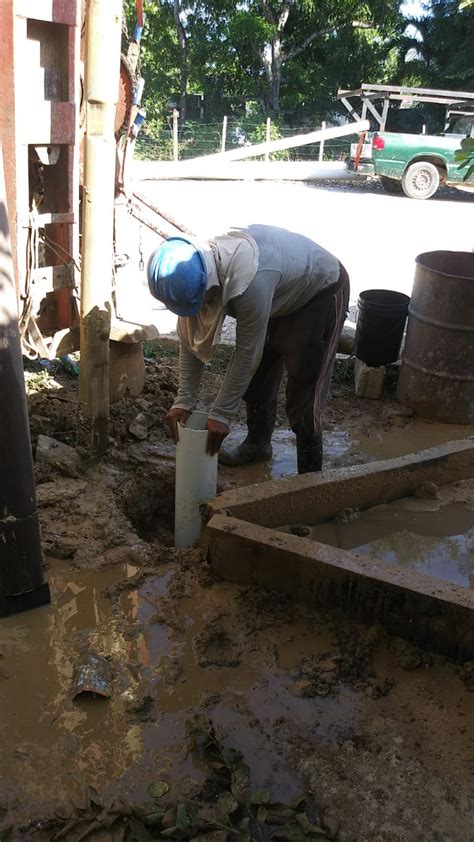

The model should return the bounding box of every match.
[126,0,473,145]
[128,0,404,126]
[398,0,474,90]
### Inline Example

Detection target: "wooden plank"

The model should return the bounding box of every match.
[31,264,75,292]
[361,97,384,127]
[361,83,474,100]
[339,97,362,122]
[19,212,75,227]
[16,0,79,26]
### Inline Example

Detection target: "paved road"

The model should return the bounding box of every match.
[135,177,474,334]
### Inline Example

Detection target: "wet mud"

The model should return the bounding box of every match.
[1,553,474,841]
[2,348,472,839]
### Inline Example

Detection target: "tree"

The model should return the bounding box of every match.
[124,0,404,126]
[257,1,400,113]
[398,0,474,90]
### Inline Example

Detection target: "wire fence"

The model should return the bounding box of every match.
[135,116,358,163]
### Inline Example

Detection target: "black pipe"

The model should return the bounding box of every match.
[0,145,50,617]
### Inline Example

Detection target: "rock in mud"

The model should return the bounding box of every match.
[36,434,84,478]
[129,412,148,440]
[397,643,433,671]
[414,481,440,500]
[277,524,312,538]
[72,652,113,699]
[126,693,155,721]
[36,478,87,507]
[334,508,359,525]
[193,620,242,668]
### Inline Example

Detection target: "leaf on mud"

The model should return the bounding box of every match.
[86,785,104,810]
[251,788,271,806]
[176,803,191,833]
[129,817,154,841]
[162,806,177,829]
[257,806,268,824]
[214,791,239,821]
[290,796,306,812]
[147,780,170,800]
[144,810,165,828]
[75,819,102,841]
[208,760,226,772]
[296,813,328,837]
[265,806,296,826]
[161,826,179,837]
[238,818,250,831]
[230,761,250,803]
[51,820,81,841]
[271,822,308,841]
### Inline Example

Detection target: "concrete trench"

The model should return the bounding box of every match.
[206,439,474,661]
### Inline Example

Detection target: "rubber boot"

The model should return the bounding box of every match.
[219,403,275,466]
[296,432,323,474]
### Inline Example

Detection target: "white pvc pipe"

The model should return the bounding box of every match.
[175,411,218,548]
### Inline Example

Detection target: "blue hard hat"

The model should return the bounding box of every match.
[147,236,208,317]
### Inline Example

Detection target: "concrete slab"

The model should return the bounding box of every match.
[206,439,474,660]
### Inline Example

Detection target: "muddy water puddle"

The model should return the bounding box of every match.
[310,480,474,587]
[1,555,473,838]
[219,419,473,487]
[0,558,351,822]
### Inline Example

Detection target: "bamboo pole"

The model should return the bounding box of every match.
[77,0,122,461]
[183,120,370,164]
[319,120,326,161]
[173,108,179,161]
[265,117,271,162]
[221,115,227,153]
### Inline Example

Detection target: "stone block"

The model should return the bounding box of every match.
[36,434,84,478]
[354,358,385,399]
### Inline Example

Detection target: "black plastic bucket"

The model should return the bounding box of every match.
[354,289,410,367]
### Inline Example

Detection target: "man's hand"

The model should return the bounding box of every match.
[206,419,230,455]
[165,407,191,443]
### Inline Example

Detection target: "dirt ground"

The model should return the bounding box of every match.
[1,343,474,842]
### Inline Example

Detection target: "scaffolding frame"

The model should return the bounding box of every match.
[337,84,474,131]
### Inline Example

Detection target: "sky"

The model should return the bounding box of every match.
[400,0,426,16]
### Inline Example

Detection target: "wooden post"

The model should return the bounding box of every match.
[221,115,227,154]
[77,0,122,462]
[319,120,326,161]
[173,108,179,161]
[265,117,271,162]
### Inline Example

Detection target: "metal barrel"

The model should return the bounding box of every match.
[397,250,474,424]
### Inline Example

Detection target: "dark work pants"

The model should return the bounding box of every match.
[243,264,350,441]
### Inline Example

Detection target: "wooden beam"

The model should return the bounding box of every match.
[339,97,362,122]
[361,97,384,127]
[77,0,122,462]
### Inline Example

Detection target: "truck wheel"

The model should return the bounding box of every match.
[380,176,403,194]
[401,161,440,200]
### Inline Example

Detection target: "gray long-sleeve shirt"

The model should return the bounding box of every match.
[172,224,340,425]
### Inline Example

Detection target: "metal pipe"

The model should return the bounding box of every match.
[0,144,50,617]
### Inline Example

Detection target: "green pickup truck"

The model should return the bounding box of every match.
[350,114,474,199]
